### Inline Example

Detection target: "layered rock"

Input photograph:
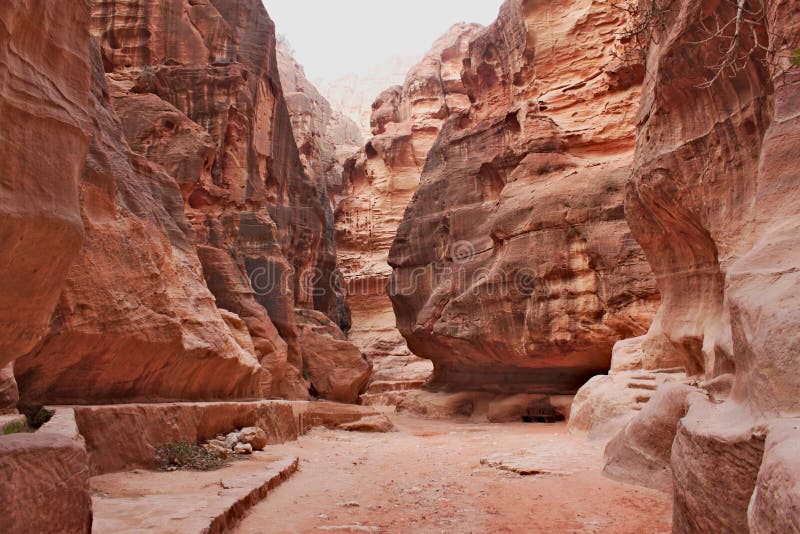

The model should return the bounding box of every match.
[276,43,362,196]
[85,0,351,399]
[336,24,483,398]
[388,1,659,393]
[14,41,262,404]
[592,0,800,530]
[0,0,92,372]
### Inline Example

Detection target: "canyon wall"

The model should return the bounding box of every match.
[276,43,363,201]
[597,0,800,531]
[2,0,364,405]
[388,0,659,394]
[335,24,483,396]
[0,0,93,406]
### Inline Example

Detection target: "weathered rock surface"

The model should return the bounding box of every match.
[14,41,262,405]
[89,0,350,400]
[0,409,93,533]
[337,24,482,395]
[0,365,18,414]
[0,0,92,372]
[388,1,658,393]
[295,309,372,404]
[602,383,704,492]
[277,43,362,196]
[72,401,297,475]
[748,420,800,533]
[596,0,800,530]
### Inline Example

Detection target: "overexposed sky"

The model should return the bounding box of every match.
[263,0,504,83]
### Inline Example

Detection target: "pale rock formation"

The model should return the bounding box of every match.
[592,0,800,530]
[0,0,92,372]
[318,56,419,138]
[388,1,658,394]
[295,309,372,404]
[337,24,483,400]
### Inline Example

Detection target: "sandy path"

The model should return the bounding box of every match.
[235,413,671,533]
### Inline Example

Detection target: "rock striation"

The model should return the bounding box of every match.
[582,0,800,531]
[33,0,354,402]
[276,43,363,198]
[388,1,659,394]
[335,24,483,398]
[0,0,92,374]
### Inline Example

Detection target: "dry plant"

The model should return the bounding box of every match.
[604,0,799,87]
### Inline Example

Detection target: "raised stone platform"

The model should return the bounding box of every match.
[92,454,299,534]
[71,401,298,475]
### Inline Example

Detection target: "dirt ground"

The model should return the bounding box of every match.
[235,412,671,533]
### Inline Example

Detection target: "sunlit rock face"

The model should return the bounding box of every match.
[84,0,351,399]
[388,0,658,394]
[0,0,92,372]
[602,0,800,530]
[334,24,483,390]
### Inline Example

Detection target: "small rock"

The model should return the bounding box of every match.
[339,501,360,508]
[233,442,253,455]
[339,415,395,433]
[239,426,268,450]
[224,432,240,449]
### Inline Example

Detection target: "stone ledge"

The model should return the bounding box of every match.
[92,454,299,534]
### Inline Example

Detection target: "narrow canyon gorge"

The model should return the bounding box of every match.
[0,0,798,533]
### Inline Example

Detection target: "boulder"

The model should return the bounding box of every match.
[296,310,372,403]
[238,427,269,451]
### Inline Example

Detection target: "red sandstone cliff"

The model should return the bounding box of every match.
[276,43,363,199]
[588,0,800,531]
[0,0,94,408]
[388,1,659,394]
[334,24,483,399]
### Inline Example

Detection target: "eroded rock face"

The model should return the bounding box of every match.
[336,25,481,393]
[598,0,800,529]
[388,1,658,393]
[0,0,92,372]
[14,41,263,405]
[295,309,372,404]
[277,43,362,197]
[88,0,351,399]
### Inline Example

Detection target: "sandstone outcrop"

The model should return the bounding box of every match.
[336,24,482,398]
[388,1,659,393]
[295,309,372,404]
[587,0,800,530]
[0,0,92,372]
[0,365,18,414]
[277,43,362,196]
[10,0,356,403]
[14,41,263,405]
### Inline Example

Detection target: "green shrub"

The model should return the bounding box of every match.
[791,48,800,67]
[155,440,229,472]
[2,421,27,435]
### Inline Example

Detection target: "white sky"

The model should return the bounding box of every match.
[263,0,504,83]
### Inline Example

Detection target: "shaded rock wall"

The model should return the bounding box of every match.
[15,40,262,404]
[388,0,659,393]
[276,43,363,199]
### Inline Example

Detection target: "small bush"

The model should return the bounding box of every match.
[155,440,229,472]
[2,421,27,435]
[791,48,800,67]
[29,408,54,429]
